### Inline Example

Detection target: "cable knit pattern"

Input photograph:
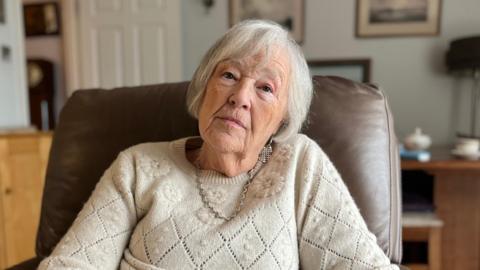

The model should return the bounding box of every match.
[38,134,398,270]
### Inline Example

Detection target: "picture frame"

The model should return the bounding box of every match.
[229,0,304,43]
[356,0,441,37]
[23,2,61,37]
[308,59,371,83]
[0,0,5,24]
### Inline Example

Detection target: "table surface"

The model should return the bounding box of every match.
[401,146,480,170]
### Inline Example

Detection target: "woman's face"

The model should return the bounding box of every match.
[198,48,289,157]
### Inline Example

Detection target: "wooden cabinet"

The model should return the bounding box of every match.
[402,147,480,270]
[0,132,52,269]
[402,212,443,270]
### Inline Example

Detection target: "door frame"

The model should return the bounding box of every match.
[61,0,81,97]
[12,1,29,126]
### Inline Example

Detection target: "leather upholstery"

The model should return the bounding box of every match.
[35,82,199,260]
[8,76,402,269]
[303,76,402,262]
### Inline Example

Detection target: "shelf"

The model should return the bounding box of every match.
[403,264,429,270]
[402,212,443,228]
[401,151,480,270]
[401,146,480,171]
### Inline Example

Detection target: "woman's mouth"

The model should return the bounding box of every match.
[217,117,246,129]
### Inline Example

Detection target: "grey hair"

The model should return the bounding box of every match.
[186,19,313,143]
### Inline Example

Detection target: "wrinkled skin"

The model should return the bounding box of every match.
[195,48,290,177]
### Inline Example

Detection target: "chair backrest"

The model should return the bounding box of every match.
[35,76,402,264]
[303,76,402,262]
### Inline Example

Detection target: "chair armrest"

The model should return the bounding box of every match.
[398,265,410,270]
[6,257,42,270]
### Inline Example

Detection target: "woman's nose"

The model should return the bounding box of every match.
[228,80,252,110]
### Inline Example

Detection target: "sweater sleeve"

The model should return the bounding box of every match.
[38,151,138,270]
[297,140,399,270]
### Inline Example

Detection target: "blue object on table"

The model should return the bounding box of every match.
[400,145,431,162]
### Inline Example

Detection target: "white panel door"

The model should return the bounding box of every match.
[77,0,182,89]
[0,0,28,128]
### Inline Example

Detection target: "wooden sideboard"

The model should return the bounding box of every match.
[402,147,480,270]
[0,132,52,269]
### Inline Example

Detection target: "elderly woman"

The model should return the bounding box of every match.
[39,20,398,270]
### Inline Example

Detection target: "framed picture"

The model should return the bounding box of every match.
[23,2,61,37]
[356,0,441,37]
[0,0,5,24]
[308,59,371,83]
[229,0,304,43]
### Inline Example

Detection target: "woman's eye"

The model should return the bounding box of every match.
[222,72,236,80]
[260,85,273,93]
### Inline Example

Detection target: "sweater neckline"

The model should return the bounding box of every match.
[169,137,251,185]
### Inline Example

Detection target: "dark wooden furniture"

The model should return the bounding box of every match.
[401,146,480,270]
[27,59,55,130]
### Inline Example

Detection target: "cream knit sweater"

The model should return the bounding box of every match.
[39,134,398,270]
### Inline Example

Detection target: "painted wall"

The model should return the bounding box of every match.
[23,0,65,123]
[181,0,228,79]
[182,0,480,145]
[0,0,29,128]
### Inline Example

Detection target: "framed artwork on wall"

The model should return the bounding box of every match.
[0,0,5,24]
[356,0,441,37]
[23,2,60,37]
[229,0,304,43]
[308,59,371,83]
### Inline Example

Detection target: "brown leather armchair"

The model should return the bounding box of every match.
[9,76,403,269]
